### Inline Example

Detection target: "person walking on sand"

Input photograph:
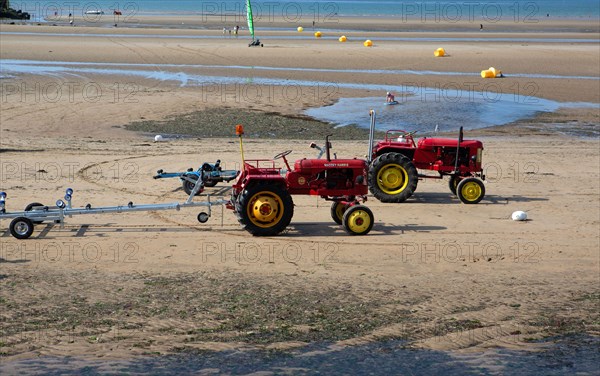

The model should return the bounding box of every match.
[386,91,395,103]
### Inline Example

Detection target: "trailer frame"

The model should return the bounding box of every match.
[0,180,228,239]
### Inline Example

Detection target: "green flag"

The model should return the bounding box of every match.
[246,0,255,40]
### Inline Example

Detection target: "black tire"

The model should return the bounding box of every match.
[236,183,294,236]
[10,217,34,239]
[24,202,44,224]
[456,178,485,204]
[182,177,200,196]
[203,179,218,188]
[330,202,346,225]
[369,153,418,203]
[449,175,461,195]
[342,205,374,235]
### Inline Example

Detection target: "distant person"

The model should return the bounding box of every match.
[386,92,395,103]
[480,24,483,30]
[223,27,226,35]
[234,25,239,35]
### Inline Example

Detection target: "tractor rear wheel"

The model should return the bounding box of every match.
[369,153,418,203]
[330,202,347,225]
[457,177,485,204]
[236,183,294,236]
[342,205,374,235]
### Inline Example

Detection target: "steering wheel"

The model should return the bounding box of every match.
[273,150,292,160]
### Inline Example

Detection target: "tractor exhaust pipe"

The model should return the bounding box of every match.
[453,126,464,174]
[368,110,376,163]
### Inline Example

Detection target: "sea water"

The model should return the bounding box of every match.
[1,335,598,375]
[9,0,600,21]
[1,59,597,133]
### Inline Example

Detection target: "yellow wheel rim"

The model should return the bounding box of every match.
[247,191,284,228]
[377,164,408,194]
[334,203,345,222]
[461,182,482,202]
[346,209,371,234]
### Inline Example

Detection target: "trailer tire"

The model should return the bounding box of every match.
[24,202,45,224]
[369,153,418,203]
[236,183,294,236]
[342,205,374,235]
[457,177,485,204]
[182,178,201,196]
[203,179,218,188]
[10,217,34,239]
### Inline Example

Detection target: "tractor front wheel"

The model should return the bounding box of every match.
[236,183,294,236]
[369,153,418,203]
[456,178,485,204]
[330,202,347,225]
[448,175,461,195]
[342,205,374,235]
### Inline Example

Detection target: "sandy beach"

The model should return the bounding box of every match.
[0,14,599,372]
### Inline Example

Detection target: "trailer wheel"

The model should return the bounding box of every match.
[449,175,460,195]
[369,153,418,203]
[457,178,485,204]
[203,179,218,188]
[342,205,374,235]
[24,202,45,224]
[237,183,294,236]
[197,212,210,223]
[10,217,34,239]
[182,178,201,196]
[330,202,347,225]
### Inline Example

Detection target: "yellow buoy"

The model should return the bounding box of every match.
[339,35,347,42]
[297,26,303,32]
[314,31,322,38]
[364,39,373,47]
[481,69,494,78]
[489,67,502,77]
[434,47,445,57]
[481,67,502,78]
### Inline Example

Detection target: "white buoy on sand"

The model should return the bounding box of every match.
[511,211,528,221]
[154,135,164,142]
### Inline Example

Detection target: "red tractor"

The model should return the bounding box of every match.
[367,111,486,204]
[230,125,374,236]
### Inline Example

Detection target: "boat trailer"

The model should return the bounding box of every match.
[0,181,227,239]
